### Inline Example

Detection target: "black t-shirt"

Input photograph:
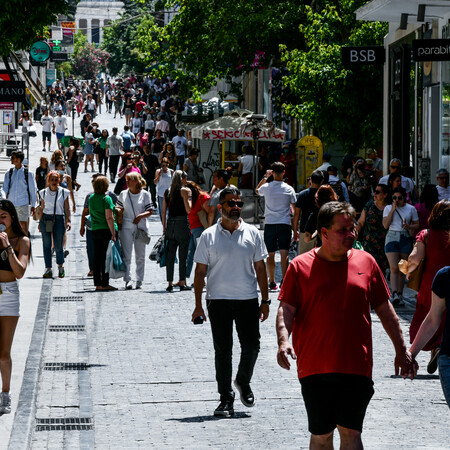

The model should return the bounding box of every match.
[164,188,187,217]
[432,266,450,357]
[143,153,159,180]
[152,137,166,154]
[35,166,48,191]
[295,187,318,233]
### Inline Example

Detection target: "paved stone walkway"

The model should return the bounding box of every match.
[3,110,449,449]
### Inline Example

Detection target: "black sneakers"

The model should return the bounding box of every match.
[234,380,255,407]
[214,394,235,417]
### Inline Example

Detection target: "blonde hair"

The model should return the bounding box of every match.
[126,172,147,189]
[93,176,109,194]
[51,150,64,165]
[40,157,49,167]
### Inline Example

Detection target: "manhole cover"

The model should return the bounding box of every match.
[36,417,93,431]
[44,362,89,371]
[52,296,83,302]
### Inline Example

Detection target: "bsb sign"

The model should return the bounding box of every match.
[0,81,26,102]
[413,39,450,61]
[341,46,385,65]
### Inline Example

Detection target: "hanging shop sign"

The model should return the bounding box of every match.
[30,41,51,63]
[51,52,68,62]
[413,39,450,61]
[0,81,26,102]
[341,46,385,65]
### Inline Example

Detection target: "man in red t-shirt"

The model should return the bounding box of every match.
[276,202,416,449]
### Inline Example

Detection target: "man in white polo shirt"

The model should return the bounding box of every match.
[192,186,270,418]
[256,162,297,291]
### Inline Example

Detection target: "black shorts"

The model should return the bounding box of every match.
[300,373,374,435]
[264,223,292,252]
[42,131,52,141]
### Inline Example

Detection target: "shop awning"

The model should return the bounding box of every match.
[356,0,450,23]
[191,109,286,142]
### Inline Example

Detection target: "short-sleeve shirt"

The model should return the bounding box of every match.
[432,267,450,357]
[257,181,296,225]
[83,190,117,230]
[117,189,152,231]
[278,249,390,379]
[40,187,70,215]
[383,203,418,231]
[89,193,117,231]
[208,188,222,225]
[40,115,53,133]
[121,131,135,151]
[194,219,268,300]
[188,192,210,230]
[106,135,123,156]
[295,188,318,233]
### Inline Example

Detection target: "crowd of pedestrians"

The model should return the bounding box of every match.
[1,74,450,449]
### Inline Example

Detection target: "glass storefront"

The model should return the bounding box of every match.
[442,24,450,172]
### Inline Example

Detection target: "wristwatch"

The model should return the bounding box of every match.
[261,299,271,305]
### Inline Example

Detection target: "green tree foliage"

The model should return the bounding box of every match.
[0,0,68,56]
[136,0,303,97]
[102,0,156,76]
[281,1,387,152]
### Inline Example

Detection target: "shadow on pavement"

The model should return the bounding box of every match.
[166,412,251,422]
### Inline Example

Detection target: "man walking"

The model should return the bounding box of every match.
[53,109,68,149]
[256,162,297,290]
[276,202,415,449]
[379,158,415,194]
[2,151,37,234]
[121,125,135,153]
[40,109,54,152]
[292,170,324,254]
[106,127,123,182]
[192,186,270,417]
[436,168,450,200]
[172,129,187,169]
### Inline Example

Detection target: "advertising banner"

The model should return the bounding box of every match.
[0,81,26,102]
[413,39,450,61]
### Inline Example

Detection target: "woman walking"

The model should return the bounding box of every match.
[35,157,49,191]
[117,153,142,193]
[348,159,373,212]
[97,129,109,175]
[0,200,30,416]
[154,158,173,220]
[88,176,118,291]
[83,125,97,173]
[158,142,177,170]
[123,97,133,127]
[382,186,419,306]
[161,170,191,292]
[67,137,81,191]
[116,173,153,290]
[38,171,71,279]
[356,183,390,274]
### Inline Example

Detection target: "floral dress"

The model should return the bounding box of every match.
[361,200,388,273]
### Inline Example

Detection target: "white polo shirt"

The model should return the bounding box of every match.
[194,219,268,300]
[257,180,296,225]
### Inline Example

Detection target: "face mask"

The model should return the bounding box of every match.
[58,170,65,175]
[93,126,97,130]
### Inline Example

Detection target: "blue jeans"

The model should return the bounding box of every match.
[186,226,204,279]
[438,354,450,408]
[40,214,65,268]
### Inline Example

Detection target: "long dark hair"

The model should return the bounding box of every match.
[0,200,31,260]
[420,184,439,211]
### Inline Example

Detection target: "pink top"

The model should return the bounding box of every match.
[119,166,141,190]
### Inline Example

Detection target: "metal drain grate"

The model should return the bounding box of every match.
[36,417,93,431]
[48,325,85,332]
[52,296,83,302]
[44,362,89,371]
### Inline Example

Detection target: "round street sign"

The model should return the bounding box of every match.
[30,41,51,62]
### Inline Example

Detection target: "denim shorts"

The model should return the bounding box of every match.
[0,281,20,316]
[385,230,413,254]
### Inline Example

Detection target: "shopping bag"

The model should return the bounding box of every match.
[149,235,165,262]
[105,240,126,278]
[159,239,168,268]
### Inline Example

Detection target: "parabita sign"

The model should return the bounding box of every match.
[412,39,450,61]
[0,81,26,102]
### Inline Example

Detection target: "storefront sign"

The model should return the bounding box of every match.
[0,102,14,110]
[3,110,13,125]
[50,52,68,62]
[413,39,450,61]
[30,41,51,63]
[202,129,285,142]
[0,81,26,102]
[341,46,385,65]
[46,69,57,87]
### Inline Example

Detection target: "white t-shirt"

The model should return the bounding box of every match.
[132,117,142,134]
[383,203,418,232]
[117,190,152,231]
[172,135,187,156]
[437,185,450,201]
[40,115,53,133]
[194,219,268,300]
[379,174,415,193]
[144,119,155,131]
[257,181,296,225]
[54,115,68,134]
[40,187,70,215]
[240,155,259,174]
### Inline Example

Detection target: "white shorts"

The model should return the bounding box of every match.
[0,281,20,316]
[15,205,30,222]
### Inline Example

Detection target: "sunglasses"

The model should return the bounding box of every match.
[390,165,400,169]
[222,200,244,208]
[393,196,403,200]
[161,164,168,168]
[438,176,449,180]
[374,190,383,194]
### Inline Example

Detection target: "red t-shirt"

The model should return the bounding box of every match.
[188,192,210,230]
[278,249,390,379]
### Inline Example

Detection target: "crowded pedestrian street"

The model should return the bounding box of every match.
[0,110,448,449]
